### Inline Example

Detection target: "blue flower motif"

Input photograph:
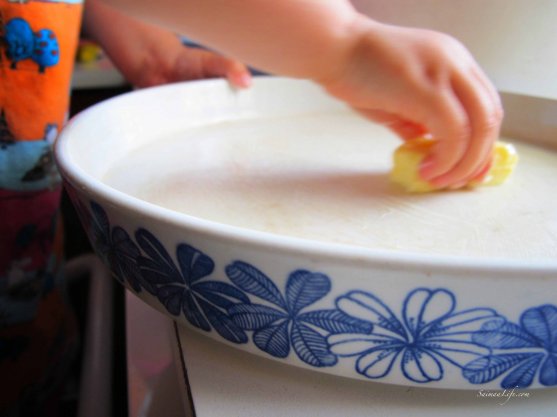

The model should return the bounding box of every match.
[64,183,93,244]
[328,288,499,383]
[226,261,373,367]
[88,202,152,294]
[135,229,250,344]
[463,304,557,388]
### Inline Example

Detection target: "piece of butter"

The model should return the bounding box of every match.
[390,138,518,192]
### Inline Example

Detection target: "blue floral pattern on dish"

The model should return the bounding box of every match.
[89,201,149,293]
[327,289,499,383]
[76,197,557,388]
[134,228,250,344]
[463,304,557,388]
[225,261,373,367]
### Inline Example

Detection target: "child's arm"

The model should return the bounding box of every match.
[82,0,252,89]
[100,0,502,189]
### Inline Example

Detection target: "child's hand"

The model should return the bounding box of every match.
[119,38,252,89]
[84,0,252,90]
[319,20,503,190]
[94,0,501,190]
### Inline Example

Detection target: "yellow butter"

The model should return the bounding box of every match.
[390,138,518,192]
[481,142,519,186]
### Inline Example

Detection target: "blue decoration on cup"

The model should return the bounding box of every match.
[77,198,557,388]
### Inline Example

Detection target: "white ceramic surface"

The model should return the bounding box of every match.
[55,77,557,390]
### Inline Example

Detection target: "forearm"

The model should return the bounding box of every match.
[83,0,179,77]
[82,0,145,56]
[98,0,368,82]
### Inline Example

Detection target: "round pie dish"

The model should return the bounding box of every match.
[55,77,557,390]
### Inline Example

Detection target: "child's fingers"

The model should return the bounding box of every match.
[360,89,471,186]
[447,154,492,189]
[356,109,428,140]
[468,157,493,183]
[429,71,502,188]
[199,50,252,88]
[417,89,470,181]
[388,120,429,141]
[454,118,496,187]
[226,69,252,88]
[471,66,502,112]
[223,59,252,88]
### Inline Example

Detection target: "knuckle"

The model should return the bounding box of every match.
[427,31,467,55]
[483,105,504,132]
[493,104,505,123]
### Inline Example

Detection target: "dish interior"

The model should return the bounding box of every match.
[98,96,557,262]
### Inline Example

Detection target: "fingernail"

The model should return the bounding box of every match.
[233,72,252,88]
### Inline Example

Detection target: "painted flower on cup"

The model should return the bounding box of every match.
[328,288,499,383]
[463,304,557,388]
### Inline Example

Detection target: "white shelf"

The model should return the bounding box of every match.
[173,323,556,417]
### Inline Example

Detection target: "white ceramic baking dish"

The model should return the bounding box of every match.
[55,77,557,390]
